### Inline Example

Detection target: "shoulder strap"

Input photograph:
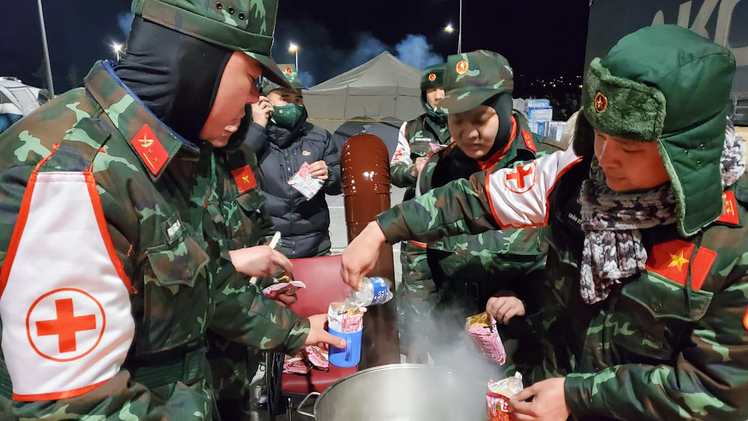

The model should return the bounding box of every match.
[40,117,112,172]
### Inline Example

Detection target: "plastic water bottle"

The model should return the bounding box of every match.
[346,277,393,306]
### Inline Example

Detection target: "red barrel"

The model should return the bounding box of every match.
[341,134,400,366]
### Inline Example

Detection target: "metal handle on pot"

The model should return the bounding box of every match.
[297,391,320,419]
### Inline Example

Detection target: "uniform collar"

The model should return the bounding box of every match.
[476,116,518,171]
[84,60,200,180]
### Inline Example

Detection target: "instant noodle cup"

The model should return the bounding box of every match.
[486,373,524,421]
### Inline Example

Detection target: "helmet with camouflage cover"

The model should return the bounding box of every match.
[261,64,305,95]
[131,0,291,88]
[439,50,514,114]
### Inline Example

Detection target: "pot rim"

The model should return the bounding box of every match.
[308,363,484,417]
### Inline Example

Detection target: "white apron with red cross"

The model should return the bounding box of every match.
[0,170,135,401]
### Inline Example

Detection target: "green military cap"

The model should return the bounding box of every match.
[420,63,445,91]
[261,64,305,95]
[439,50,514,114]
[131,0,292,89]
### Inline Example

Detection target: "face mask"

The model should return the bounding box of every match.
[271,103,305,129]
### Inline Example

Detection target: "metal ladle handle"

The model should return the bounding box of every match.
[296,391,320,418]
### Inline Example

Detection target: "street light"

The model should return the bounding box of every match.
[443,0,463,53]
[112,43,123,62]
[288,42,299,71]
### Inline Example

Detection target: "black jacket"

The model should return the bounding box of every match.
[245,121,341,258]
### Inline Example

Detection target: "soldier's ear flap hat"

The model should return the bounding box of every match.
[131,0,292,89]
[421,63,446,91]
[573,24,736,236]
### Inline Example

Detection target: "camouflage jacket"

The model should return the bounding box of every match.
[376,147,748,421]
[402,114,548,327]
[206,145,277,403]
[389,114,451,198]
[0,61,308,420]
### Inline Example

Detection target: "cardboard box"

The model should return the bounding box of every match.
[527,107,553,122]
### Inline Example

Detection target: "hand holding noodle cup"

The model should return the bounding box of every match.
[466,311,507,364]
[327,301,366,368]
[486,373,524,421]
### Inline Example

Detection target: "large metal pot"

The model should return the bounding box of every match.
[297,364,487,420]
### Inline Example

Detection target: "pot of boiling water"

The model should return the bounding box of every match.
[296,364,487,421]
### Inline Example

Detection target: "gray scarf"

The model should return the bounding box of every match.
[579,120,746,304]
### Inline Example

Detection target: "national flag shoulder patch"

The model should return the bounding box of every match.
[130,124,168,176]
[231,165,257,193]
[645,239,716,290]
[716,191,739,225]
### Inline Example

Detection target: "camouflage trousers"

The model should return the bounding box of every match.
[206,332,265,421]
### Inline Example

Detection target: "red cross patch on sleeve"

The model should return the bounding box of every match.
[521,130,537,153]
[130,124,168,176]
[232,165,257,193]
[716,191,739,225]
[645,239,716,290]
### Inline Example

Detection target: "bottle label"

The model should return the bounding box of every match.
[369,277,390,305]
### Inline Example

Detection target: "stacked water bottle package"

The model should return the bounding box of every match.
[525,99,553,137]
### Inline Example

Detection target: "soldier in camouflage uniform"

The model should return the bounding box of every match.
[390,63,452,354]
[0,1,344,420]
[208,65,316,421]
[206,144,280,421]
[399,51,548,376]
[343,26,748,421]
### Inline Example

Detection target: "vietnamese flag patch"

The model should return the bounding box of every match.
[232,165,257,193]
[645,239,717,290]
[130,124,169,176]
[744,307,748,332]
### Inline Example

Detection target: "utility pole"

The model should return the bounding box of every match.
[458,0,463,54]
[37,0,55,97]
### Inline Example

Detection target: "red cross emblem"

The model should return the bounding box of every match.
[504,162,536,194]
[26,288,106,362]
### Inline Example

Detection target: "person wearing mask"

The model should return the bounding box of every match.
[0,1,342,419]
[341,26,748,421]
[246,65,341,258]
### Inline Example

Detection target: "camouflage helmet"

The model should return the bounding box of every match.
[439,50,514,114]
[261,64,305,95]
[420,63,445,91]
[131,0,291,88]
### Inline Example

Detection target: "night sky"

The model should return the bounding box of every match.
[1,1,590,93]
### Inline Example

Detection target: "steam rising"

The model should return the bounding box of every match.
[273,18,444,87]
